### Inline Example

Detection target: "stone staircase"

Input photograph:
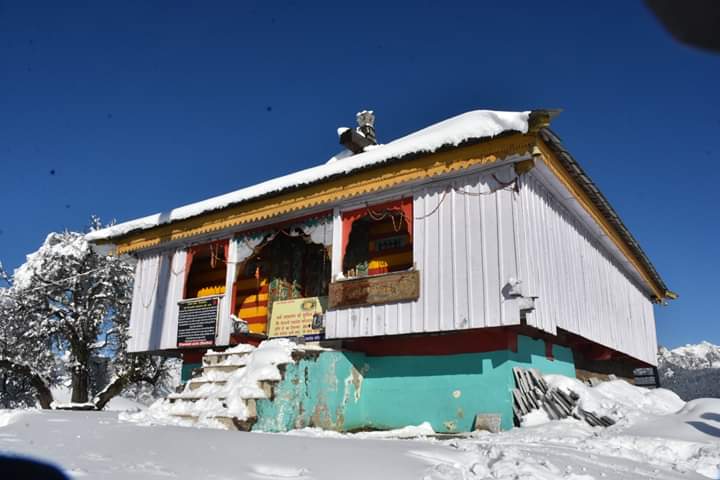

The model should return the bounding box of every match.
[165,348,274,430]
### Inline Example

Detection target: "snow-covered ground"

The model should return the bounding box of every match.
[1,379,719,479]
[50,386,146,412]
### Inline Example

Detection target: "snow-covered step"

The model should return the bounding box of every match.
[167,392,226,402]
[201,364,243,373]
[203,355,249,367]
[168,387,228,401]
[173,380,274,400]
[197,366,238,380]
[203,346,254,366]
[168,414,253,431]
[186,380,227,391]
[212,416,241,430]
[165,396,259,426]
[148,340,299,431]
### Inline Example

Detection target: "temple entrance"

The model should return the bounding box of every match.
[233,233,330,336]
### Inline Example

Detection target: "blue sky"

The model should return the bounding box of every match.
[0,2,718,348]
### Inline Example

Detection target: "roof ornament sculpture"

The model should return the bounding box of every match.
[339,109,377,154]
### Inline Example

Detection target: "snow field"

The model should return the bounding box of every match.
[115,339,720,478]
[0,384,718,479]
[3,342,719,479]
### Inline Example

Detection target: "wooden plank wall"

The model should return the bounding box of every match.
[325,165,523,339]
[325,165,658,365]
[515,173,657,364]
[125,162,658,365]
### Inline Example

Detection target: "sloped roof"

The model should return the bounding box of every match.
[539,128,673,300]
[86,110,530,242]
[85,109,672,300]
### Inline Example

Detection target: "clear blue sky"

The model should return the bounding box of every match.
[1,2,718,348]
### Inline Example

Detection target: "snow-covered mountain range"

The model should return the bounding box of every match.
[659,341,720,369]
[657,341,720,400]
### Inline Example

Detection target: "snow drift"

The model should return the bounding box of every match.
[541,374,685,426]
[2,370,719,479]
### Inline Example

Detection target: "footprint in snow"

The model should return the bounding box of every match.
[126,461,177,477]
[250,464,311,479]
[82,452,111,462]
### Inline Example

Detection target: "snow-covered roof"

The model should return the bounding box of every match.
[86,110,530,242]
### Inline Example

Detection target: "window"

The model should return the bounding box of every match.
[341,198,413,278]
[184,240,228,299]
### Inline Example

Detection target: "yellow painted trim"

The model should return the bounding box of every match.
[537,140,664,300]
[248,323,267,334]
[109,135,535,254]
[196,285,226,297]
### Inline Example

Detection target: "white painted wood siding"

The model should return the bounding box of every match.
[325,165,524,339]
[125,160,657,364]
[325,164,657,365]
[128,249,189,353]
[515,172,657,364]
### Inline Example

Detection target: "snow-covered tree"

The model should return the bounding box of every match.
[0,269,57,408]
[0,221,175,408]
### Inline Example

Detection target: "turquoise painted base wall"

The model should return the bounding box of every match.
[253,335,575,433]
[180,362,201,383]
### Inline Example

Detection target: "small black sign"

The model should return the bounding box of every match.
[633,366,660,388]
[177,297,220,348]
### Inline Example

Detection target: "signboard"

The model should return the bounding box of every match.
[268,297,326,341]
[177,296,221,348]
[328,270,420,309]
[633,367,660,388]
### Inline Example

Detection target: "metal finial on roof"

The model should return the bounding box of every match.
[356,110,376,144]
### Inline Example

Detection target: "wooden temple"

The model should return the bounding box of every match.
[87,109,674,431]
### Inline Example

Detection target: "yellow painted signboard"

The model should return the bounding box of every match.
[268,297,327,340]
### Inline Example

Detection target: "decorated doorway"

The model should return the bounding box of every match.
[230,214,332,337]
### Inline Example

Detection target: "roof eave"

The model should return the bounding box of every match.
[538,127,674,302]
[88,127,534,245]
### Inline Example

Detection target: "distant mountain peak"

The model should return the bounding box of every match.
[659,341,720,370]
[656,341,720,401]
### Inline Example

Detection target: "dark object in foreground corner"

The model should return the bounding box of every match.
[0,455,68,480]
[645,0,720,52]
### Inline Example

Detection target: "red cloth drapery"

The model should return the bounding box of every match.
[182,247,197,299]
[340,197,413,261]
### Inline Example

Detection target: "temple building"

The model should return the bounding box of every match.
[87,109,674,432]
